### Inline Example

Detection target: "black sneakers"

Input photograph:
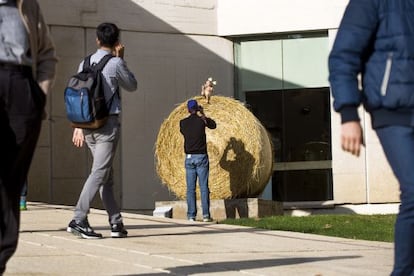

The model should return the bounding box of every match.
[67,219,103,239]
[110,223,128,238]
[67,219,128,238]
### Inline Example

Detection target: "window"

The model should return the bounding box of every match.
[235,33,332,202]
[246,88,332,202]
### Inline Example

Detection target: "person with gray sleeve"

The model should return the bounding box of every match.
[67,22,137,239]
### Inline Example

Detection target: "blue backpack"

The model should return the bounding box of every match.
[64,54,114,129]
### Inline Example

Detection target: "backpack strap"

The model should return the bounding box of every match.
[106,88,119,110]
[83,54,116,110]
[83,54,113,71]
[83,55,92,70]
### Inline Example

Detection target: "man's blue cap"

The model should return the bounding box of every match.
[187,99,198,111]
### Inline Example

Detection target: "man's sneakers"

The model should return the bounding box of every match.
[67,219,103,239]
[203,216,213,222]
[67,219,128,239]
[20,197,27,211]
[110,223,128,238]
[187,216,214,222]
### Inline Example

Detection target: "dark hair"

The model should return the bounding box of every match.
[96,23,120,48]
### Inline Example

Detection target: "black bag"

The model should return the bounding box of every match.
[64,54,114,129]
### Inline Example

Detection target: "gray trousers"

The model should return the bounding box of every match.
[73,116,123,224]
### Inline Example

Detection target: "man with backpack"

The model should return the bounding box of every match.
[67,22,137,239]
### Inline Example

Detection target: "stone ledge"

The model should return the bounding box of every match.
[155,198,283,220]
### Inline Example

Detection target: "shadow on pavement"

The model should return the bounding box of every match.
[121,255,361,275]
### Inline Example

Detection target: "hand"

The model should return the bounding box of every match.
[341,121,364,157]
[198,106,205,115]
[198,109,207,124]
[72,128,84,148]
[113,43,125,59]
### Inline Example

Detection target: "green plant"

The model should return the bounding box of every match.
[221,214,396,242]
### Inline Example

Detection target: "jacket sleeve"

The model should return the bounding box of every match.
[32,1,57,94]
[205,117,216,129]
[328,0,379,123]
[116,59,138,92]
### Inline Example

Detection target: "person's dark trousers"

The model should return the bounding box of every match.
[376,125,414,276]
[21,180,28,198]
[0,65,45,274]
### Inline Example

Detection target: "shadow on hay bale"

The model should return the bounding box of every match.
[155,95,273,200]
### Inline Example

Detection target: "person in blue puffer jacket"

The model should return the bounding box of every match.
[329,0,414,275]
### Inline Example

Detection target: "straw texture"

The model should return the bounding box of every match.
[155,95,273,200]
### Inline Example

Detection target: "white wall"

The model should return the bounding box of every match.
[217,0,349,36]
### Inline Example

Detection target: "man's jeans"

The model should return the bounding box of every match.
[185,154,210,219]
[376,126,414,276]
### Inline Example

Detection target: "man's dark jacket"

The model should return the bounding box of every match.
[329,0,414,128]
[180,113,216,154]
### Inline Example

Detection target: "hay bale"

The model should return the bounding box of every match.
[155,95,273,200]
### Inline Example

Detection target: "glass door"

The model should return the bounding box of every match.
[235,33,332,203]
[246,88,332,202]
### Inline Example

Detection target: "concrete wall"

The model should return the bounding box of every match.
[28,0,234,212]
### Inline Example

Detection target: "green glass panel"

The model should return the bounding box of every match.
[240,40,283,92]
[282,37,329,89]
